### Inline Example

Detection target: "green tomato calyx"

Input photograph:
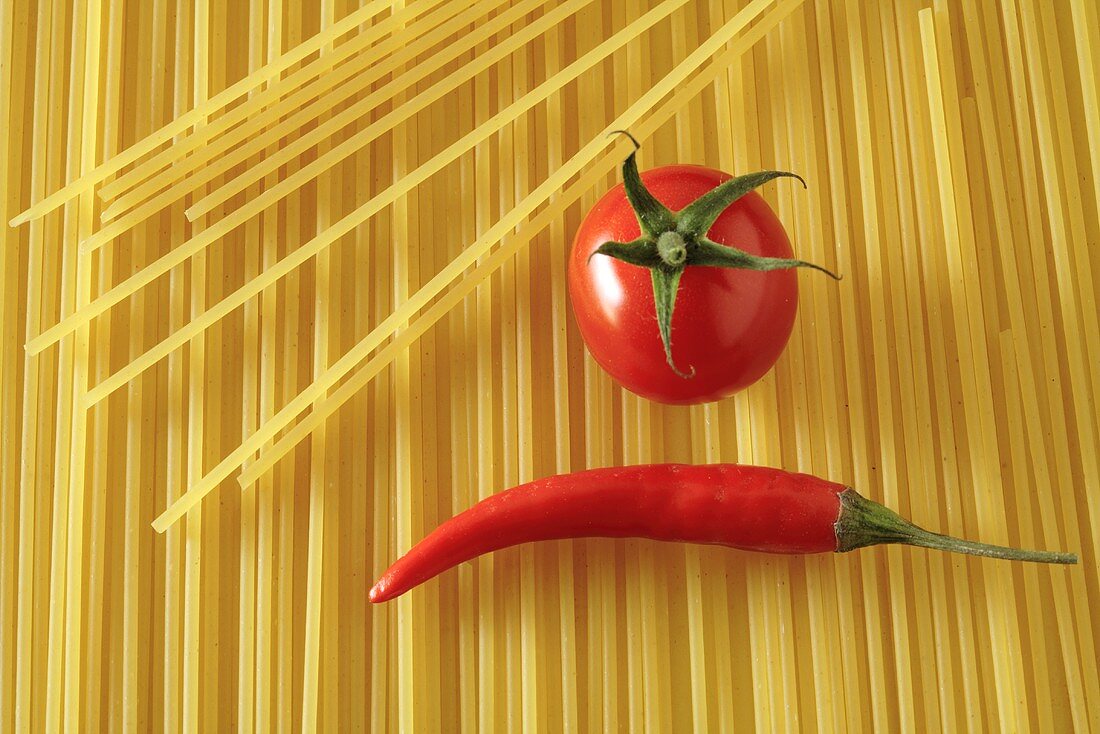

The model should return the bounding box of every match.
[592,130,841,378]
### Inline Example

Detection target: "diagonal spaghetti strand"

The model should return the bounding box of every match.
[33,0,689,358]
[80,0,690,400]
[8,0,393,227]
[74,0,589,256]
[103,0,536,225]
[185,0,592,221]
[151,0,788,533]
[98,0,469,214]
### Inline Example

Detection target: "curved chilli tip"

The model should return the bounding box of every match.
[368,577,392,604]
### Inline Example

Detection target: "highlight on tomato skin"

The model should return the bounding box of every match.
[567,133,839,405]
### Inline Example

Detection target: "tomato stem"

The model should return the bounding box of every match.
[656,231,687,267]
[835,488,1078,564]
[595,131,842,378]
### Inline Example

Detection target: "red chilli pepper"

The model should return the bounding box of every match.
[369,464,1076,603]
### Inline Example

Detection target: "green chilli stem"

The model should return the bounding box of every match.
[835,488,1078,564]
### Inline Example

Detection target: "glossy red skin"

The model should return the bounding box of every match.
[369,464,845,602]
[568,164,799,404]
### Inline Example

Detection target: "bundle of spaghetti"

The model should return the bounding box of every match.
[272,6,309,729]
[12,1,68,731]
[184,1,212,730]
[38,0,96,729]
[28,0,696,359]
[7,0,399,226]
[769,6,845,729]
[185,0,575,225]
[82,3,122,727]
[924,9,1038,728]
[841,0,927,726]
[868,1,950,726]
[161,1,198,729]
[299,3,337,727]
[80,0,517,252]
[97,0,467,214]
[98,0,519,231]
[234,0,278,727]
[0,3,18,728]
[3,0,1100,731]
[1013,0,1100,558]
[56,0,104,731]
[1000,0,1100,724]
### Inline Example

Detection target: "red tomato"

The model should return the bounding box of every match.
[568,164,799,405]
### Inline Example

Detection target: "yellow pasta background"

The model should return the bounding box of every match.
[1,0,1098,730]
